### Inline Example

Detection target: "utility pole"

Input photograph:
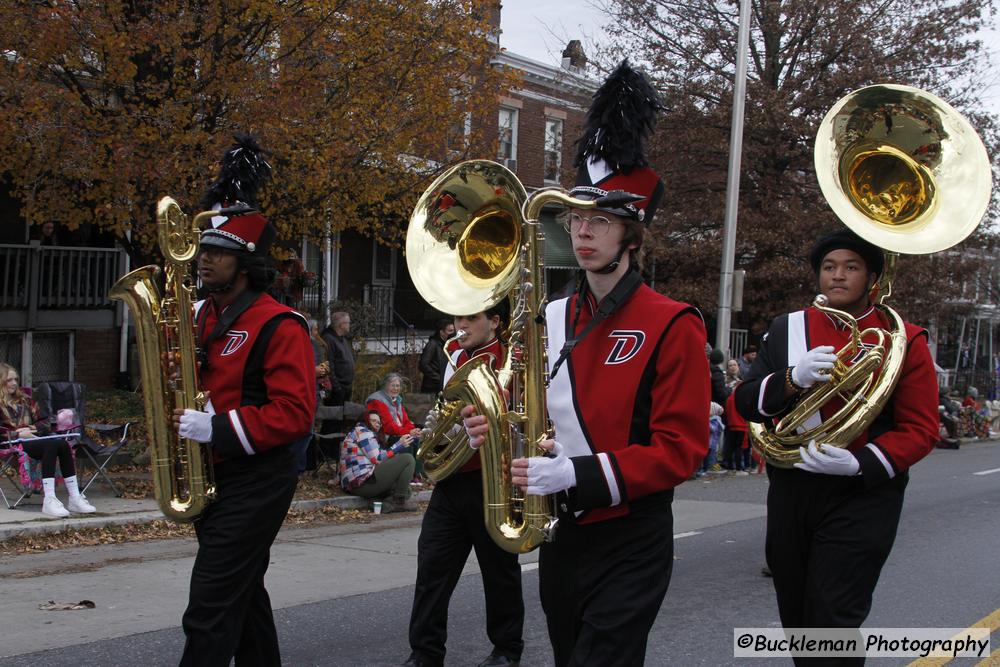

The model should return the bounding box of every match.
[715,0,752,356]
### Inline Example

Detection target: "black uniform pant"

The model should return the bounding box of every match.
[408,469,524,666]
[539,493,674,667]
[180,446,298,667]
[765,466,908,667]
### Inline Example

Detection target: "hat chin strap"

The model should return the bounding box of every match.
[204,280,236,294]
[594,244,628,275]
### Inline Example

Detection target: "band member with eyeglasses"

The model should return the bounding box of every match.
[173,136,316,667]
[466,61,709,667]
[404,301,525,667]
[735,229,938,665]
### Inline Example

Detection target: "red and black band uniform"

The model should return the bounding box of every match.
[734,305,938,660]
[542,284,709,667]
[407,336,524,667]
[180,293,316,667]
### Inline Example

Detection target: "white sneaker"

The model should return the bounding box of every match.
[42,496,70,519]
[67,495,97,514]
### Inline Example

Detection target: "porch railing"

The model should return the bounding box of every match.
[0,243,124,312]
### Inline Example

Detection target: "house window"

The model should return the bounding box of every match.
[543,118,564,183]
[498,107,518,164]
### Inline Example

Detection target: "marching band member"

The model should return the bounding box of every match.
[466,61,709,667]
[173,135,316,666]
[404,301,525,667]
[735,229,938,665]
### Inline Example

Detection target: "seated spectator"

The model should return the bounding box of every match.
[338,411,417,512]
[959,386,991,439]
[366,372,423,477]
[939,388,960,440]
[0,363,96,518]
[962,386,979,409]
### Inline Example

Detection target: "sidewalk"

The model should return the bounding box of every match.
[0,481,434,541]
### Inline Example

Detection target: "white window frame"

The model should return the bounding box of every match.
[498,107,519,163]
[543,117,564,184]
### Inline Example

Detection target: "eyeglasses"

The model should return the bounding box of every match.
[562,212,622,237]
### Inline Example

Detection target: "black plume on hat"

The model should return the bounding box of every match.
[573,60,664,172]
[200,133,272,210]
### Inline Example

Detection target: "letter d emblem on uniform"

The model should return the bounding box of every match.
[606,330,645,365]
[221,330,249,356]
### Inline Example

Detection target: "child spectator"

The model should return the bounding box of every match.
[697,402,725,477]
[723,383,749,472]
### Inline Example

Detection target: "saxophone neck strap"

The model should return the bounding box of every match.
[549,269,643,380]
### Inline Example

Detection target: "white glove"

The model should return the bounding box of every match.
[791,345,837,388]
[524,441,576,495]
[794,440,860,476]
[179,409,214,443]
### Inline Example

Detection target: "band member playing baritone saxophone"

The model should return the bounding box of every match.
[735,230,938,666]
[404,301,525,667]
[466,61,710,667]
[173,136,316,666]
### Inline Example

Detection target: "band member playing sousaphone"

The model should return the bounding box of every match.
[466,60,710,667]
[404,302,525,667]
[172,135,316,666]
[736,230,939,660]
[735,85,990,665]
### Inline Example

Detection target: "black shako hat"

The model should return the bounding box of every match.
[569,60,665,226]
[809,229,885,277]
[199,133,276,255]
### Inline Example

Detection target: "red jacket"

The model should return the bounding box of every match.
[725,387,747,432]
[546,283,710,524]
[366,394,416,437]
[735,305,938,487]
[196,293,316,462]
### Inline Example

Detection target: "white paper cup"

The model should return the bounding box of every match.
[373,501,382,514]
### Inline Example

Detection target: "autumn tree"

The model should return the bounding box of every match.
[0,0,514,262]
[594,0,999,336]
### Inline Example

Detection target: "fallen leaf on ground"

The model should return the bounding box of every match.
[38,600,95,611]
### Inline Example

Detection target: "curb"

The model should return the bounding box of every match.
[0,490,433,542]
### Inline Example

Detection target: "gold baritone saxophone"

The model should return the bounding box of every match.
[109,197,217,522]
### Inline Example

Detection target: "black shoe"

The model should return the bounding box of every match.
[402,654,436,667]
[477,653,519,667]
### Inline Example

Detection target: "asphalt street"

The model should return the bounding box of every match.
[0,440,996,666]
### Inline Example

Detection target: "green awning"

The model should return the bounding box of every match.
[541,213,578,270]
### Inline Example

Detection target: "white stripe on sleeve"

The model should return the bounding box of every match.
[865,442,895,478]
[229,409,255,456]
[597,452,622,506]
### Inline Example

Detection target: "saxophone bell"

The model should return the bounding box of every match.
[110,197,216,522]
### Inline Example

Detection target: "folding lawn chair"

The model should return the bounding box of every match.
[0,445,31,509]
[33,382,134,497]
[313,401,367,475]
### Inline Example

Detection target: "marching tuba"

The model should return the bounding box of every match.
[751,84,992,467]
[110,197,217,521]
[408,160,624,553]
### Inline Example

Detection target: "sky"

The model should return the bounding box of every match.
[499,0,1000,120]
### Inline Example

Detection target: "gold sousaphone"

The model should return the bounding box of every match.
[750,84,993,467]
